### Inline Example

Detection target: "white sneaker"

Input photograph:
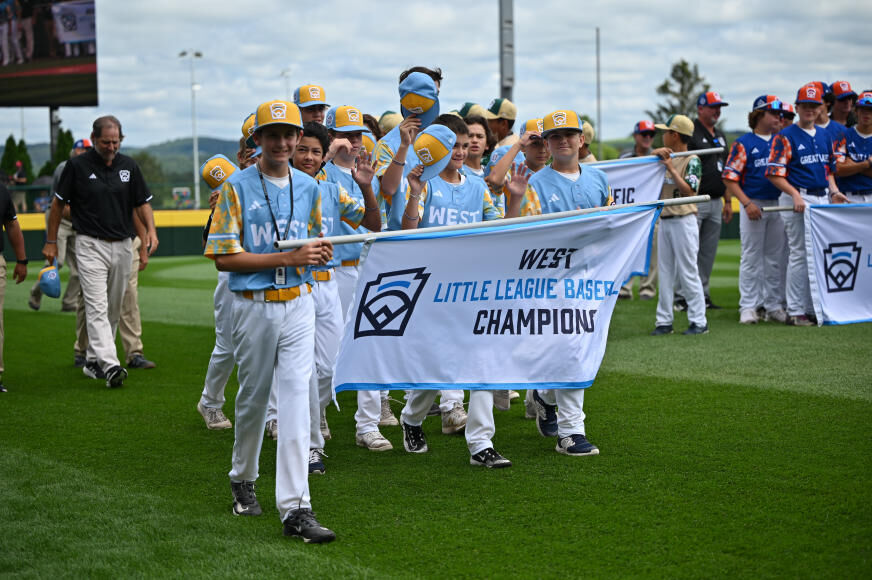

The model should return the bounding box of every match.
[197,402,232,430]
[265,419,278,441]
[739,308,759,324]
[493,390,511,411]
[764,308,788,324]
[524,390,537,420]
[320,413,331,440]
[379,397,399,426]
[441,402,467,434]
[508,390,520,401]
[356,430,393,451]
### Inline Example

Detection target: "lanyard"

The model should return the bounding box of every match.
[256,161,294,245]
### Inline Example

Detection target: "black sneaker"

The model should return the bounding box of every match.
[556,433,600,456]
[673,297,688,312]
[470,447,512,468]
[128,354,156,369]
[531,390,558,438]
[426,402,441,416]
[308,448,326,475]
[230,481,262,516]
[83,361,105,380]
[683,323,709,335]
[74,354,86,368]
[0,382,6,393]
[283,508,336,543]
[650,325,674,336]
[105,366,127,388]
[401,421,428,453]
[705,296,722,310]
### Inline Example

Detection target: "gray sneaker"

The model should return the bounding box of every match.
[230,481,262,516]
[378,397,399,426]
[493,390,511,411]
[320,413,331,440]
[356,430,393,451]
[265,419,278,441]
[197,402,231,430]
[441,402,467,434]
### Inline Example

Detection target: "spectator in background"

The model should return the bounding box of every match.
[686,91,730,311]
[579,121,597,164]
[28,138,91,313]
[0,176,28,392]
[15,0,34,62]
[620,120,656,159]
[11,160,27,213]
[484,98,519,148]
[0,0,23,66]
[619,120,659,301]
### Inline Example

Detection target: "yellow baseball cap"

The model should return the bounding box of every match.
[200,154,238,190]
[541,110,584,137]
[484,98,517,121]
[294,84,328,108]
[326,105,367,133]
[241,113,256,148]
[362,131,377,154]
[254,100,302,130]
[413,124,456,182]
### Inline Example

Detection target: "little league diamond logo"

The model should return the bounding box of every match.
[308,87,321,99]
[418,147,434,164]
[806,87,817,99]
[209,166,226,181]
[354,268,430,339]
[270,102,287,120]
[535,119,544,132]
[119,170,130,183]
[823,242,861,293]
[552,112,567,127]
[347,108,360,122]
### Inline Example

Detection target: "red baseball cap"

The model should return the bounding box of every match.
[634,120,656,134]
[796,84,824,105]
[697,91,729,107]
[831,81,857,101]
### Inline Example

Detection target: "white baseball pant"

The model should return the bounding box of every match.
[228,292,315,520]
[781,192,829,316]
[656,215,707,328]
[738,199,787,312]
[199,271,235,409]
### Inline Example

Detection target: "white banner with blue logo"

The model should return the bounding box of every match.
[806,204,872,325]
[332,205,661,392]
[590,157,666,206]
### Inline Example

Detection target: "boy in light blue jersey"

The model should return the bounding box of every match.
[398,116,528,468]
[321,105,394,452]
[205,99,335,543]
[505,109,609,458]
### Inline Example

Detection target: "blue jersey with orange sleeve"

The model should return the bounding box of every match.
[204,164,321,292]
[837,127,872,194]
[722,133,781,200]
[766,124,835,191]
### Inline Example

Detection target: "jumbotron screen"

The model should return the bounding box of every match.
[0,0,97,107]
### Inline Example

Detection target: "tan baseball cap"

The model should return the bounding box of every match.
[654,114,694,137]
[484,98,517,121]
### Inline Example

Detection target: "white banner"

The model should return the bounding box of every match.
[590,157,666,206]
[333,205,661,392]
[52,1,96,43]
[806,204,872,325]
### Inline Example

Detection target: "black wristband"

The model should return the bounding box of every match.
[16,259,28,265]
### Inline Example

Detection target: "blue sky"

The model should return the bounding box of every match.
[2,0,869,147]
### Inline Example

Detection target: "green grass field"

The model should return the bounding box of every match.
[1,240,870,578]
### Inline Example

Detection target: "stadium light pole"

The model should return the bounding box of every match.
[179,49,202,209]
[281,68,294,101]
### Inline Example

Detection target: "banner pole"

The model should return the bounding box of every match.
[591,147,724,167]
[762,206,797,212]
[275,195,710,250]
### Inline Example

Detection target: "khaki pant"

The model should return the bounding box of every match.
[75,235,133,371]
[75,236,145,364]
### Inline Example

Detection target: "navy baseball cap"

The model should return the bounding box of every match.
[752,95,784,111]
[697,91,729,107]
[73,138,92,149]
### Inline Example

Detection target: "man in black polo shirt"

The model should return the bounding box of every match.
[688,91,731,310]
[0,180,29,393]
[42,115,159,388]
